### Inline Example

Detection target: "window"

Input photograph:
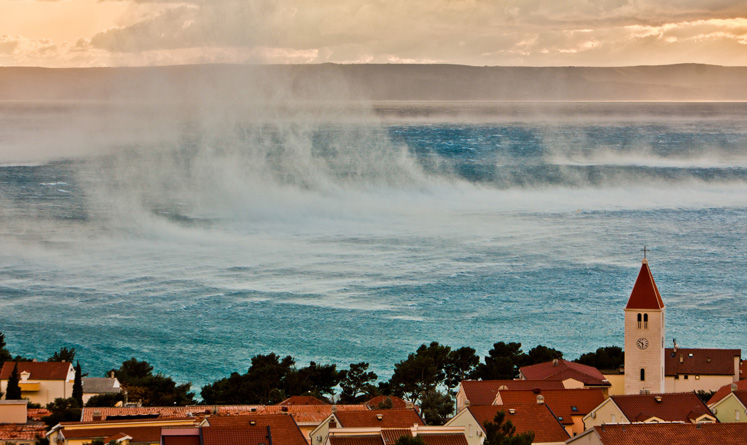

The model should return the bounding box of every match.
[674,375,679,380]
[736,410,740,421]
[643,313,648,328]
[684,375,689,380]
[611,414,616,423]
[571,406,578,412]
[637,313,642,328]
[640,368,646,381]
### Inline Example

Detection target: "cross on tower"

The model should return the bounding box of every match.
[641,245,648,259]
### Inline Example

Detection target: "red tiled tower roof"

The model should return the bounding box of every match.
[625,260,664,310]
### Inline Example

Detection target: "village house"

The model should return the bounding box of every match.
[198,414,308,445]
[518,360,611,396]
[495,389,605,437]
[309,408,424,445]
[82,376,122,404]
[582,392,716,428]
[566,422,747,445]
[47,418,203,445]
[445,404,570,445]
[456,380,565,412]
[277,395,329,406]
[708,389,747,423]
[324,425,468,445]
[0,361,75,406]
[0,400,47,445]
[707,379,747,406]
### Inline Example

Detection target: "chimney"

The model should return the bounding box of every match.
[92,411,102,421]
[552,359,559,366]
[331,406,337,413]
[536,395,545,405]
[731,383,738,392]
[680,354,684,363]
[405,401,414,409]
[110,371,115,378]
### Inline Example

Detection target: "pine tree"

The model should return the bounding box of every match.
[6,362,22,400]
[72,361,83,407]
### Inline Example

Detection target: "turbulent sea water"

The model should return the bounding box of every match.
[0,101,745,392]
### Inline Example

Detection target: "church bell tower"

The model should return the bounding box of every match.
[624,253,666,395]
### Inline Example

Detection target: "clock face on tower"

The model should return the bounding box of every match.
[637,338,649,350]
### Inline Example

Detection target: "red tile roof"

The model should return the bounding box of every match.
[58,426,164,443]
[467,404,570,444]
[380,429,412,445]
[200,415,308,445]
[610,392,714,423]
[27,408,51,422]
[329,436,384,445]
[162,435,201,445]
[277,396,329,406]
[665,348,740,376]
[459,380,565,405]
[497,389,606,425]
[335,409,424,428]
[365,396,409,410]
[0,361,73,380]
[202,428,271,445]
[0,424,47,441]
[214,405,368,424]
[585,422,747,445]
[519,359,610,386]
[625,260,664,310]
[707,379,747,405]
[734,391,747,408]
[418,434,468,445]
[81,407,210,421]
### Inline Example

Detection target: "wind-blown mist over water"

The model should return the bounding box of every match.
[1,101,745,391]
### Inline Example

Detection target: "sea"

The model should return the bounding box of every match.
[0,100,745,394]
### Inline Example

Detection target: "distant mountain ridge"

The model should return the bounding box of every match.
[1,63,746,101]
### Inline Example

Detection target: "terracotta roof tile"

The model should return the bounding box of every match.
[27,408,51,422]
[0,362,73,381]
[586,422,747,445]
[277,396,328,406]
[329,436,384,445]
[467,404,570,443]
[364,396,409,410]
[380,428,412,444]
[707,380,747,405]
[665,348,740,376]
[610,392,713,423]
[334,409,424,428]
[519,360,610,386]
[58,426,164,443]
[81,407,210,421]
[202,413,307,445]
[202,428,270,445]
[0,424,47,441]
[162,435,201,445]
[418,434,468,445]
[497,389,605,424]
[215,405,368,424]
[459,380,565,405]
[625,260,665,310]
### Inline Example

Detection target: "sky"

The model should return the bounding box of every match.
[0,0,746,67]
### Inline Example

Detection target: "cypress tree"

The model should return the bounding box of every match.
[72,361,83,407]
[6,362,22,400]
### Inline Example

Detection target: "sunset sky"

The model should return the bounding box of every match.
[1,0,746,67]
